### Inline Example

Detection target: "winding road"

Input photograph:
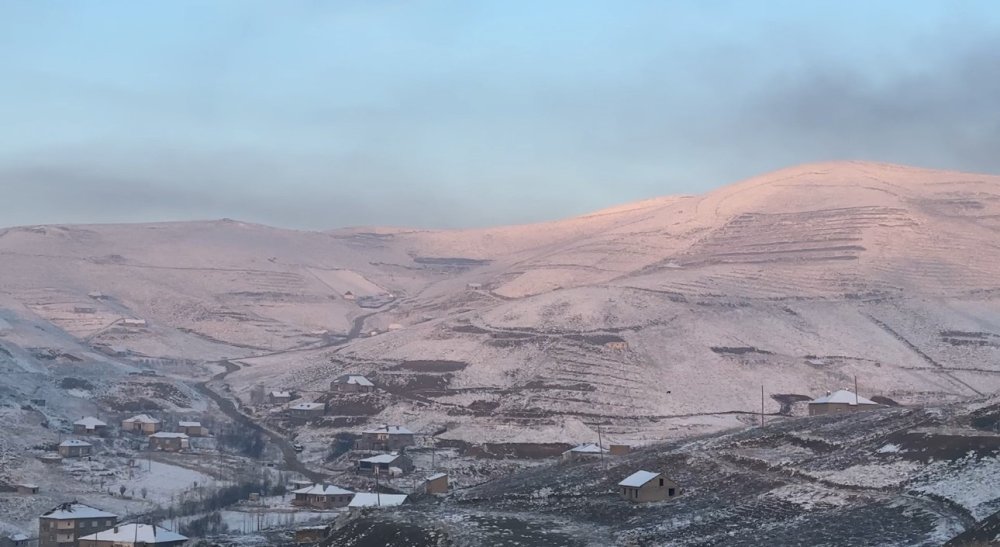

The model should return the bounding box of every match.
[195,304,398,482]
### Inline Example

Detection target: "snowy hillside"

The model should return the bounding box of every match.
[1,161,999,448]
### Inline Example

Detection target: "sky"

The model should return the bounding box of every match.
[2,1,1000,230]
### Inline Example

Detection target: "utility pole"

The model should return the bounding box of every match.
[375,467,381,507]
[854,376,859,406]
[597,423,605,470]
[761,385,765,428]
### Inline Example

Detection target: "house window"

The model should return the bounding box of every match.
[659,478,664,487]
[633,489,638,499]
[669,488,675,497]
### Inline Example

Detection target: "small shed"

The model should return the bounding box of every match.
[39,453,63,464]
[609,444,631,456]
[15,483,39,495]
[808,390,880,416]
[269,391,293,404]
[177,421,206,436]
[562,443,608,462]
[425,473,448,494]
[330,374,375,393]
[3,533,30,547]
[58,439,93,458]
[619,470,680,503]
[294,524,330,544]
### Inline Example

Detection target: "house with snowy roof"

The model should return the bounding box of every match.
[58,439,93,458]
[15,483,39,495]
[291,483,354,509]
[289,402,326,420]
[358,425,415,451]
[357,452,413,476]
[78,523,187,547]
[121,414,161,434]
[618,470,680,503]
[148,432,189,452]
[73,417,108,436]
[807,389,881,416]
[38,502,118,547]
[562,443,608,462]
[330,374,375,393]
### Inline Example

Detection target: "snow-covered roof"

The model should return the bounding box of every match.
[426,472,447,481]
[362,424,413,435]
[335,374,374,386]
[619,470,661,487]
[809,390,879,406]
[123,414,160,424]
[178,421,201,427]
[79,523,187,543]
[11,533,28,540]
[348,493,408,507]
[59,439,92,447]
[567,443,607,454]
[360,453,402,464]
[149,432,189,439]
[290,402,325,410]
[41,502,117,520]
[292,483,353,496]
[16,482,39,488]
[74,416,107,428]
[270,390,291,397]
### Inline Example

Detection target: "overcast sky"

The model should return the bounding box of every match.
[2,1,1000,229]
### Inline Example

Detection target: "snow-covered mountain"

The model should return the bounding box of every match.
[2,161,1000,446]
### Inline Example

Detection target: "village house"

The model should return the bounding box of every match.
[348,493,408,509]
[562,443,608,462]
[73,306,97,314]
[808,390,881,416]
[78,523,188,547]
[619,470,680,503]
[289,402,326,419]
[38,502,118,547]
[148,432,189,452]
[342,290,356,301]
[73,417,108,436]
[121,414,161,434]
[121,318,147,327]
[424,472,449,494]
[358,425,415,451]
[268,390,293,404]
[15,483,39,495]
[330,374,375,393]
[357,452,413,476]
[294,525,330,544]
[290,484,354,509]
[58,439,93,458]
[176,421,206,437]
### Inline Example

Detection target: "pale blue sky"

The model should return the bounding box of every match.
[2,1,1000,229]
